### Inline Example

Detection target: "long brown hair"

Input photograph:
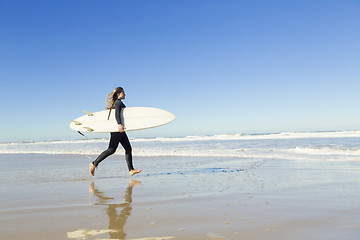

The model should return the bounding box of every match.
[106,87,124,109]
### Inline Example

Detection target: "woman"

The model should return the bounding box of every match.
[89,87,142,176]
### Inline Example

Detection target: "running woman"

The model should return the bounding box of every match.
[89,87,142,176]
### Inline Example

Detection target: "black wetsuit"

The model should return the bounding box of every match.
[92,99,134,171]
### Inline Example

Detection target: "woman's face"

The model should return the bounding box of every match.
[117,91,126,100]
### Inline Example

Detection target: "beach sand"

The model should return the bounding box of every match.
[1,154,359,240]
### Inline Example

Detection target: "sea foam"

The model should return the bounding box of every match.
[0,131,360,161]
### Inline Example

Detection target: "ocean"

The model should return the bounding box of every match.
[1,131,360,162]
[1,130,360,239]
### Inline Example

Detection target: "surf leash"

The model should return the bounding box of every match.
[77,131,87,139]
[77,131,93,160]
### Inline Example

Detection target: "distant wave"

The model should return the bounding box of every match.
[1,130,360,145]
[131,130,360,142]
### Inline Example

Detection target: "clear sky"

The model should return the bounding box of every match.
[1,0,360,142]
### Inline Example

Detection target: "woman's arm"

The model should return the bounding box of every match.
[115,100,125,132]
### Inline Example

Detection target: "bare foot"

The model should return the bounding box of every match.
[89,163,96,176]
[129,169,142,176]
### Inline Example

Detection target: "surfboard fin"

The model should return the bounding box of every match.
[83,127,94,132]
[83,111,94,116]
[71,120,82,125]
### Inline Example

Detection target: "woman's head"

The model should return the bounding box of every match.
[106,87,125,109]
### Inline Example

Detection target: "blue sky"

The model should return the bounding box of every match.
[1,0,360,142]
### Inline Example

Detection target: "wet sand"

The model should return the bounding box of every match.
[1,154,359,240]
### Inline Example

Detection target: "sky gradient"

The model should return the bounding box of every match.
[1,0,360,142]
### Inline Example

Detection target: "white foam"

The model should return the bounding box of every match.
[286,147,360,156]
[0,131,360,161]
[67,229,117,239]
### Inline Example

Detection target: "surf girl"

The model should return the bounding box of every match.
[89,87,142,176]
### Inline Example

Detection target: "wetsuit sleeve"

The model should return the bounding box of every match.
[114,100,124,125]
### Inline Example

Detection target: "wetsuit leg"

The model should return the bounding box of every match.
[92,132,121,167]
[119,132,134,171]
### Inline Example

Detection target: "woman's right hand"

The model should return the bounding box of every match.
[118,124,125,132]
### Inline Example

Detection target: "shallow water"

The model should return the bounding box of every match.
[1,152,360,239]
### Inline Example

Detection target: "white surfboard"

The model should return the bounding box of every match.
[70,107,176,133]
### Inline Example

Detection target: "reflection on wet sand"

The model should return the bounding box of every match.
[89,179,141,239]
[67,180,175,240]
